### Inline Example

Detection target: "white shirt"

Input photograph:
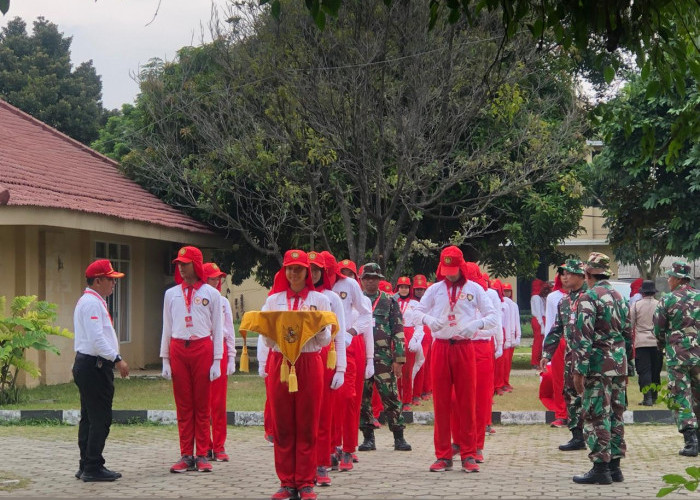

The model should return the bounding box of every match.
[397,296,425,344]
[531,295,545,328]
[416,279,498,340]
[500,300,511,347]
[73,288,120,361]
[333,277,372,348]
[160,282,224,360]
[222,298,236,358]
[473,288,504,351]
[544,290,565,338]
[261,290,333,353]
[322,289,347,372]
[353,295,375,360]
[505,297,521,344]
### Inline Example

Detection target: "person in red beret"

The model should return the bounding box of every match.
[262,250,333,500]
[160,246,224,474]
[411,274,433,404]
[415,246,497,473]
[395,276,424,411]
[202,263,237,462]
[73,259,129,482]
[502,283,521,392]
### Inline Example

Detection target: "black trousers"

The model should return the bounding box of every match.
[635,346,664,393]
[73,353,115,473]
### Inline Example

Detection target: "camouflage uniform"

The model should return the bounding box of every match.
[571,253,633,465]
[653,262,700,433]
[360,267,406,432]
[543,259,587,432]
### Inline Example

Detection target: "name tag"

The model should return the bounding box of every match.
[448,313,457,327]
[185,315,194,328]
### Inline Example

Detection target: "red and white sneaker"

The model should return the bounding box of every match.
[299,486,318,500]
[351,453,359,463]
[429,459,453,472]
[462,457,480,473]
[550,418,568,428]
[372,418,382,429]
[475,449,484,463]
[485,425,496,435]
[339,452,353,471]
[195,456,213,472]
[315,466,331,486]
[271,487,297,500]
[412,396,421,405]
[214,451,229,462]
[502,384,513,393]
[169,455,195,473]
[402,404,412,412]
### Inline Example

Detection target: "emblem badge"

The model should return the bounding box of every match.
[284,326,299,344]
[309,253,316,260]
[202,298,209,306]
[339,292,348,299]
[292,251,299,258]
[212,263,219,270]
[309,305,317,311]
[194,297,202,305]
[444,256,452,264]
[467,294,474,301]
[342,260,349,265]
[179,248,186,256]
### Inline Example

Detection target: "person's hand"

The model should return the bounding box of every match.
[494,347,503,359]
[424,315,445,332]
[330,371,345,390]
[210,361,222,381]
[161,358,172,380]
[116,359,129,378]
[539,357,549,372]
[365,360,375,379]
[258,363,268,378]
[226,356,236,376]
[461,319,484,339]
[573,373,585,395]
[408,337,421,352]
[392,362,403,379]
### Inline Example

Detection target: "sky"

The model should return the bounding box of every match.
[0,0,230,109]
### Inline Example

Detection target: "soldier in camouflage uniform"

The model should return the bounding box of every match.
[571,252,633,485]
[358,263,411,452]
[653,261,700,457]
[540,259,587,451]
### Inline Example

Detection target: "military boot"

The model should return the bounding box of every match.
[559,428,586,451]
[641,393,653,406]
[679,428,699,457]
[572,462,612,485]
[393,429,412,451]
[609,458,623,482]
[358,429,376,451]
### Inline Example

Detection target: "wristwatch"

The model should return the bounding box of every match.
[114,354,122,363]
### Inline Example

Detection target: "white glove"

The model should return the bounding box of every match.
[210,361,222,381]
[330,371,345,390]
[495,347,503,359]
[515,338,521,346]
[365,360,375,379]
[424,315,445,331]
[461,319,484,339]
[258,363,267,378]
[226,356,236,375]
[161,358,172,380]
[408,336,421,353]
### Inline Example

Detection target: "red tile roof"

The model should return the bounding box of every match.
[0,99,213,234]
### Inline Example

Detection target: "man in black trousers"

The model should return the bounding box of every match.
[73,259,130,482]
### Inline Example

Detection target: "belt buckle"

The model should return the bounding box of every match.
[185,340,191,348]
[449,338,457,345]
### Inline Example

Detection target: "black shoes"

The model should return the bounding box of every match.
[559,428,586,451]
[572,462,612,485]
[77,466,121,481]
[609,458,623,482]
[81,467,121,482]
[393,429,412,451]
[358,429,376,451]
[680,428,699,457]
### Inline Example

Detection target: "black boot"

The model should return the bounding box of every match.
[609,458,623,482]
[358,428,376,451]
[679,428,699,457]
[640,393,653,406]
[393,429,412,451]
[559,427,586,451]
[572,462,612,485]
[651,390,658,405]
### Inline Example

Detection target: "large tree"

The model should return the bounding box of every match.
[0,17,105,144]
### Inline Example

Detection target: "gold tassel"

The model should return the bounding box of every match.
[240,345,249,373]
[327,341,337,369]
[288,365,298,392]
[280,360,289,383]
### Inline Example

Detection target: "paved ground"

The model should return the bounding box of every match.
[0,423,695,499]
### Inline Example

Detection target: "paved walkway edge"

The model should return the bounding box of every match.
[0,408,676,425]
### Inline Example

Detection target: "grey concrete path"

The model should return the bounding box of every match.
[0,423,695,499]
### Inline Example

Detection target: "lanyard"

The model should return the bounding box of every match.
[181,283,195,314]
[398,297,410,314]
[371,293,382,312]
[445,282,464,312]
[84,289,113,324]
[287,295,305,311]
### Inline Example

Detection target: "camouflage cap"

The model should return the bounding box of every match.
[665,261,692,279]
[585,252,612,275]
[360,262,384,279]
[558,258,585,276]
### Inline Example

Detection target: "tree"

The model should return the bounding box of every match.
[590,69,700,279]
[0,17,106,144]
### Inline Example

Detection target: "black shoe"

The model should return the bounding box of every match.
[358,428,376,451]
[81,469,118,482]
[100,467,122,479]
[640,393,653,406]
[572,462,612,485]
[609,458,623,482]
[559,428,586,451]
[680,428,699,457]
[75,469,82,480]
[393,429,412,451]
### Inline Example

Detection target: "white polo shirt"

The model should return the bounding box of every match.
[73,288,120,361]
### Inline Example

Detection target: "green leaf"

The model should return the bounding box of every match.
[0,0,9,15]
[270,0,281,19]
[321,0,342,17]
[687,467,700,480]
[657,486,677,497]
[662,474,687,484]
[686,481,698,492]
[314,10,326,30]
[604,66,615,84]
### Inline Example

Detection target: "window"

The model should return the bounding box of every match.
[95,241,131,343]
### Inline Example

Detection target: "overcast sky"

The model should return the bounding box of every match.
[1,0,229,109]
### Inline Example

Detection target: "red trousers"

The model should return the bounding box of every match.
[550,338,567,419]
[315,346,337,467]
[413,327,433,399]
[209,344,229,453]
[494,332,507,390]
[504,347,514,387]
[264,355,275,439]
[269,351,323,490]
[473,340,494,451]
[433,339,476,460]
[531,318,544,366]
[332,335,364,453]
[372,384,384,418]
[397,327,415,405]
[170,336,213,457]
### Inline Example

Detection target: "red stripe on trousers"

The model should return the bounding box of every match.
[170,336,213,457]
[268,351,323,490]
[209,344,229,453]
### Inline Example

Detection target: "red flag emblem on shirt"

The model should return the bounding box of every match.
[90,316,98,320]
